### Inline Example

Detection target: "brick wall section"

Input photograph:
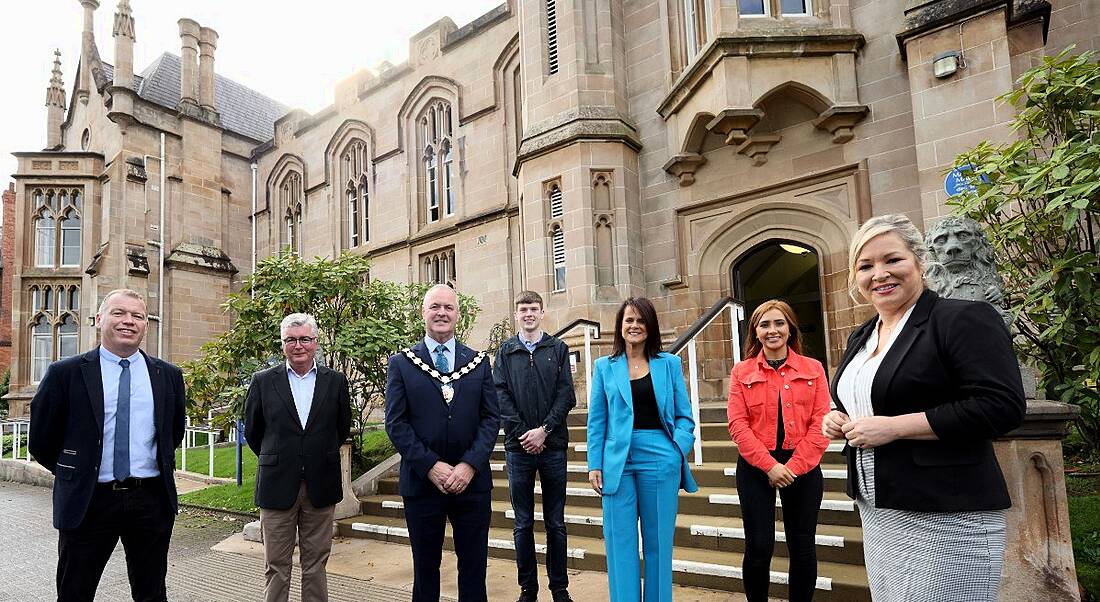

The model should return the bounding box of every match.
[0,182,13,375]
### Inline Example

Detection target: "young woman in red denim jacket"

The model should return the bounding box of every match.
[727,300,831,602]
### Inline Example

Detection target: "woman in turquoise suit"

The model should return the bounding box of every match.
[587,296,698,601]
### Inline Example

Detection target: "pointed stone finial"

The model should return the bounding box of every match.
[47,50,66,108]
[113,0,135,41]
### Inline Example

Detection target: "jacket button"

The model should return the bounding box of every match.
[780,372,785,376]
[808,380,813,385]
[746,384,751,389]
[448,415,453,421]
[784,384,790,390]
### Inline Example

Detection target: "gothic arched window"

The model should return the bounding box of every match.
[279,172,303,254]
[341,139,370,247]
[419,100,456,223]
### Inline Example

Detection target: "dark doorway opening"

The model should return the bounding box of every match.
[732,240,827,366]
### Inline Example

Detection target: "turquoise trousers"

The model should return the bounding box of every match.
[601,429,682,601]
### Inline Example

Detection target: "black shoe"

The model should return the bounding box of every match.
[517,590,538,602]
[551,592,574,602]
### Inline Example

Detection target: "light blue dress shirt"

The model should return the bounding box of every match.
[423,335,456,372]
[286,361,318,428]
[518,331,544,353]
[98,346,158,482]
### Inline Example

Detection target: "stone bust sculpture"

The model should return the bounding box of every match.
[925,216,1011,325]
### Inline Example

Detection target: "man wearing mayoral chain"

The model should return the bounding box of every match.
[385,284,501,602]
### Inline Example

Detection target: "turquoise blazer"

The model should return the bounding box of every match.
[586,352,698,496]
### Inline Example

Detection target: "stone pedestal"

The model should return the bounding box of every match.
[333,440,360,520]
[996,399,1081,601]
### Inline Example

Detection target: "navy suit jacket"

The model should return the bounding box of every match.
[384,340,500,498]
[29,347,186,530]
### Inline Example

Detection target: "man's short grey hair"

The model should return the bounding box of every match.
[847,213,930,301]
[280,313,318,338]
[422,283,460,309]
[98,289,146,316]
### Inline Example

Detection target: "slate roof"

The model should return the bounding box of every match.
[101,52,289,142]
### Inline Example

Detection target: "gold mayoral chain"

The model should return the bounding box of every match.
[402,348,486,403]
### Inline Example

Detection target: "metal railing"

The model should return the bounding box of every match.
[552,318,601,404]
[180,416,222,478]
[668,296,745,466]
[1,420,31,461]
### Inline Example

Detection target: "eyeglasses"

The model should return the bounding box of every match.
[282,336,316,346]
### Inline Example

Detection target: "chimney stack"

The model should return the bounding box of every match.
[112,0,135,89]
[177,18,200,113]
[46,50,66,148]
[198,26,219,121]
[76,0,99,104]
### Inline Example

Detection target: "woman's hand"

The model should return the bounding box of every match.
[822,410,851,439]
[766,463,796,488]
[588,470,603,496]
[842,415,900,449]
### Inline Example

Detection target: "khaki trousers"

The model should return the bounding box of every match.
[260,481,335,602]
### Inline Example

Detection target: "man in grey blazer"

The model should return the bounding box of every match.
[245,313,352,602]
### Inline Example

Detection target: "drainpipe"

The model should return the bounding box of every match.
[158,132,165,355]
[250,162,257,298]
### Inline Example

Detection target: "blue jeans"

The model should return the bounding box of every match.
[506,448,569,594]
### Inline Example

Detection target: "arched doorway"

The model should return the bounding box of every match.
[731,240,827,366]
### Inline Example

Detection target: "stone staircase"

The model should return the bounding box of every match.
[337,403,870,601]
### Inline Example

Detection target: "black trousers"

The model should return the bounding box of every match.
[57,481,175,602]
[403,489,492,602]
[736,451,823,602]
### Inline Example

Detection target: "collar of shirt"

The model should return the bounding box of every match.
[99,345,143,367]
[518,331,544,351]
[424,335,456,369]
[285,361,318,380]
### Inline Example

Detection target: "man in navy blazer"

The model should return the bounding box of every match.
[30,289,186,602]
[385,284,500,602]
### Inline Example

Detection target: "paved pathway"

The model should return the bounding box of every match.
[0,481,440,602]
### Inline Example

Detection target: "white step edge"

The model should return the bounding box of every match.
[689,524,845,547]
[488,537,587,559]
[351,522,409,537]
[539,485,600,498]
[724,466,848,480]
[671,559,833,591]
[504,509,605,526]
[709,494,855,512]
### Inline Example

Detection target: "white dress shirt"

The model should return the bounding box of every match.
[423,335,456,372]
[98,346,159,482]
[286,361,318,428]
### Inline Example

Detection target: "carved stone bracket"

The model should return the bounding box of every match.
[813,105,870,143]
[662,153,707,186]
[125,245,150,276]
[736,135,782,166]
[706,108,765,146]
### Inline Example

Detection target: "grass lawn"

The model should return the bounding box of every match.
[2,434,29,459]
[178,429,395,516]
[1068,470,1100,601]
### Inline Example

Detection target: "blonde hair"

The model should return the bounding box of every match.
[847,214,929,301]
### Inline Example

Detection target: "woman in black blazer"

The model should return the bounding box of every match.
[821,214,1025,601]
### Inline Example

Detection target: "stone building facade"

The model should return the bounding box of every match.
[7,0,1099,417]
[6,0,286,417]
[1,183,15,375]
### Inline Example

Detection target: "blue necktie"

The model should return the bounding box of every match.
[434,344,450,373]
[114,358,131,482]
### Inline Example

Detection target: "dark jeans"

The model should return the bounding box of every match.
[57,481,175,602]
[736,452,823,602]
[506,448,569,594]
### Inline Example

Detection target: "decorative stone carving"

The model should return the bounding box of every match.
[706,108,765,146]
[662,153,707,186]
[735,134,781,166]
[125,245,149,276]
[925,216,1010,324]
[812,105,869,143]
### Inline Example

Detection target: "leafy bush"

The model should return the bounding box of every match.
[951,49,1100,451]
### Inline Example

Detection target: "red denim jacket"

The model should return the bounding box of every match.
[726,350,830,476]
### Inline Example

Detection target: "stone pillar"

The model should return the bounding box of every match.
[76,0,98,104]
[198,26,219,121]
[45,50,66,149]
[997,400,1081,601]
[333,441,361,520]
[177,18,200,112]
[108,0,135,125]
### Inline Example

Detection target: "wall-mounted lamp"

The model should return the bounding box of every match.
[933,50,964,78]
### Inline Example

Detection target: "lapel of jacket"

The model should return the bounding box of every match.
[273,365,305,432]
[869,289,937,412]
[414,340,437,373]
[611,354,634,410]
[304,366,331,432]
[452,342,475,400]
[650,354,672,423]
[829,319,876,411]
[142,350,167,441]
[411,341,448,409]
[80,348,105,435]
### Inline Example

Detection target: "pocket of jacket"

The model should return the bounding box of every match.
[258,453,278,466]
[55,463,76,480]
[739,376,767,405]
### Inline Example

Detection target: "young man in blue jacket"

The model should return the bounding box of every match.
[493,291,577,602]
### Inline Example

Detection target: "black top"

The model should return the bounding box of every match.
[766,357,787,450]
[630,373,663,430]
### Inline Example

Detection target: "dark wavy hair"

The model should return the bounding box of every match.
[611,297,663,359]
